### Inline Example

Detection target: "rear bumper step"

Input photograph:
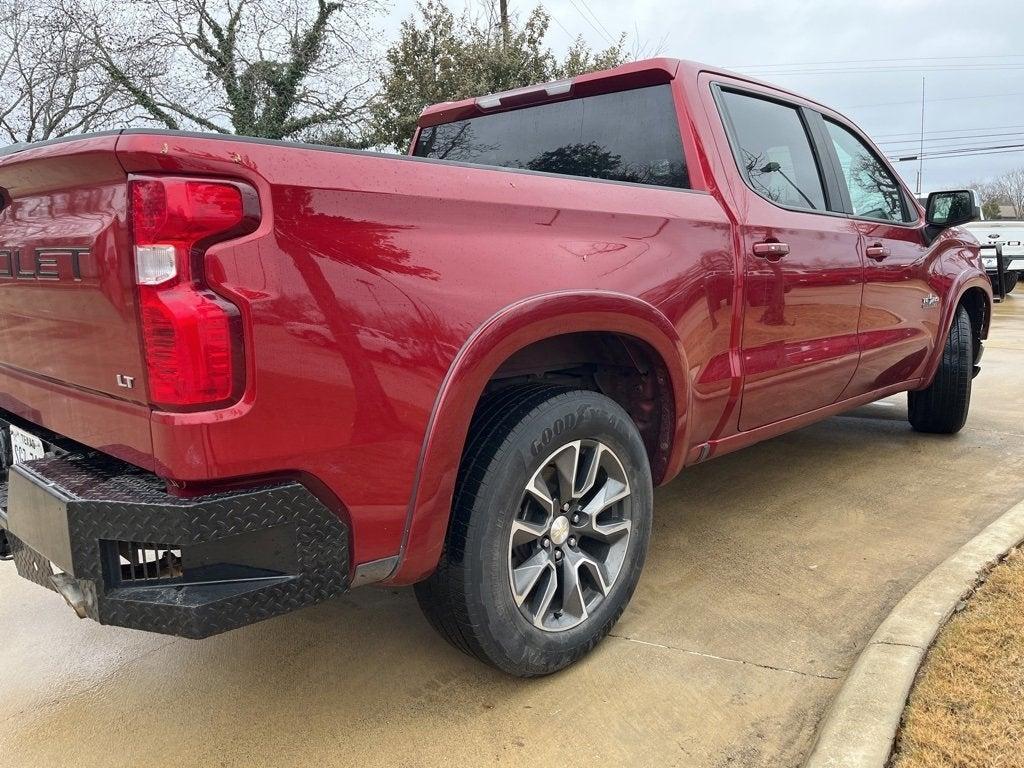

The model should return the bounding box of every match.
[1,452,349,638]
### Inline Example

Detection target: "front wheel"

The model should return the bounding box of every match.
[908,305,973,434]
[415,386,653,677]
[1002,271,1019,295]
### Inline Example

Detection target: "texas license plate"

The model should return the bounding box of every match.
[9,425,45,464]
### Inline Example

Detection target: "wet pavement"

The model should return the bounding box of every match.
[4,295,1024,767]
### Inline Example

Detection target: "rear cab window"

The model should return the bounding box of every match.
[413,84,689,189]
[716,89,827,212]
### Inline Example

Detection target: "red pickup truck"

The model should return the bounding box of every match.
[0,59,991,676]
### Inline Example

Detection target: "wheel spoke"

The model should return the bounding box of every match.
[574,443,603,498]
[581,475,630,518]
[580,515,631,543]
[560,556,588,621]
[573,549,611,595]
[525,475,556,517]
[552,440,582,503]
[510,518,547,548]
[531,562,559,628]
[511,550,552,606]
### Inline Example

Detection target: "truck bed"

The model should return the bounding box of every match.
[0,128,733,568]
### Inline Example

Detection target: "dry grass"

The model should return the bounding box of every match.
[889,548,1024,768]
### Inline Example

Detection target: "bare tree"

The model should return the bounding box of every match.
[851,153,902,220]
[0,0,129,143]
[993,168,1024,218]
[67,0,382,146]
[966,179,1005,219]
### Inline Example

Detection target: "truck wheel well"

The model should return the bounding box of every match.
[958,287,988,364]
[482,332,674,481]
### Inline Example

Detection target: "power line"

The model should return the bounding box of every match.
[723,56,1024,167]
[849,91,1024,110]
[575,0,616,43]
[873,123,1024,140]
[564,0,615,45]
[918,142,1024,156]
[548,10,577,40]
[893,147,1024,161]
[534,0,583,42]
[747,64,1024,76]
[731,54,1024,69]
[891,142,1024,162]
[906,141,1024,156]
[877,130,1024,148]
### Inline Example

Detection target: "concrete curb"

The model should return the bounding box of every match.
[803,498,1024,768]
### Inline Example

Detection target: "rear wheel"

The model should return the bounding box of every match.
[908,305,973,434]
[415,386,653,677]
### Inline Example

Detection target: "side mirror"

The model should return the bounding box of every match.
[926,189,980,228]
[923,190,980,245]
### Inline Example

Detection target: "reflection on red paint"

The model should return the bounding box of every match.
[0,59,992,580]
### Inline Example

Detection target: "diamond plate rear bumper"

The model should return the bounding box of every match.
[1,451,349,638]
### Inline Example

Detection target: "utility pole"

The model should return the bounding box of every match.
[921,77,929,196]
[499,0,509,48]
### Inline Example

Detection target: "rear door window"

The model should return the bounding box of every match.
[413,85,689,189]
[718,90,827,212]
[824,119,913,223]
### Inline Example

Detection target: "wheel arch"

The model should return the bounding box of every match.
[918,276,993,388]
[386,290,690,585]
[958,285,991,361]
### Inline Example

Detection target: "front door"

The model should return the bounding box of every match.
[819,118,939,394]
[715,88,865,431]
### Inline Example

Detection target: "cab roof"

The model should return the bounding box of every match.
[416,57,834,129]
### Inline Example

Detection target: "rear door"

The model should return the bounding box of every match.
[818,118,939,393]
[713,87,865,431]
[0,136,147,403]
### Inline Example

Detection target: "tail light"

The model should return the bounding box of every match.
[130,176,259,409]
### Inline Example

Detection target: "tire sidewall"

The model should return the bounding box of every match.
[461,391,653,674]
[909,304,973,433]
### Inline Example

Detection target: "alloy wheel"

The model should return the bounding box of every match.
[507,439,633,631]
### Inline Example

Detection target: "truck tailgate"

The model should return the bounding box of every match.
[0,134,147,405]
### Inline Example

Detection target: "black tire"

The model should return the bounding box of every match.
[908,305,973,434]
[1003,271,1018,295]
[415,385,653,677]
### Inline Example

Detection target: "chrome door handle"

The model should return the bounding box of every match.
[866,244,891,261]
[752,241,790,261]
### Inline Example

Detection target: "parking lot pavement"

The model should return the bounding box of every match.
[4,296,1024,768]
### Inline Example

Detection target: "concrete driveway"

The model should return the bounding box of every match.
[4,296,1024,768]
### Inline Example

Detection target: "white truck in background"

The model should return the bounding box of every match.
[962,220,1024,295]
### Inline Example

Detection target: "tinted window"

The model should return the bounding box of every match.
[719,90,826,212]
[413,85,688,189]
[825,120,910,223]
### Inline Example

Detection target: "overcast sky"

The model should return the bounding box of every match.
[381,0,1024,193]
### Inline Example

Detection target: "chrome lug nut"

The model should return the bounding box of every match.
[571,513,580,524]
[554,549,563,561]
[562,502,570,512]
[568,536,577,547]
[542,537,550,549]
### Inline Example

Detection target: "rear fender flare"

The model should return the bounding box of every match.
[386,290,689,585]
